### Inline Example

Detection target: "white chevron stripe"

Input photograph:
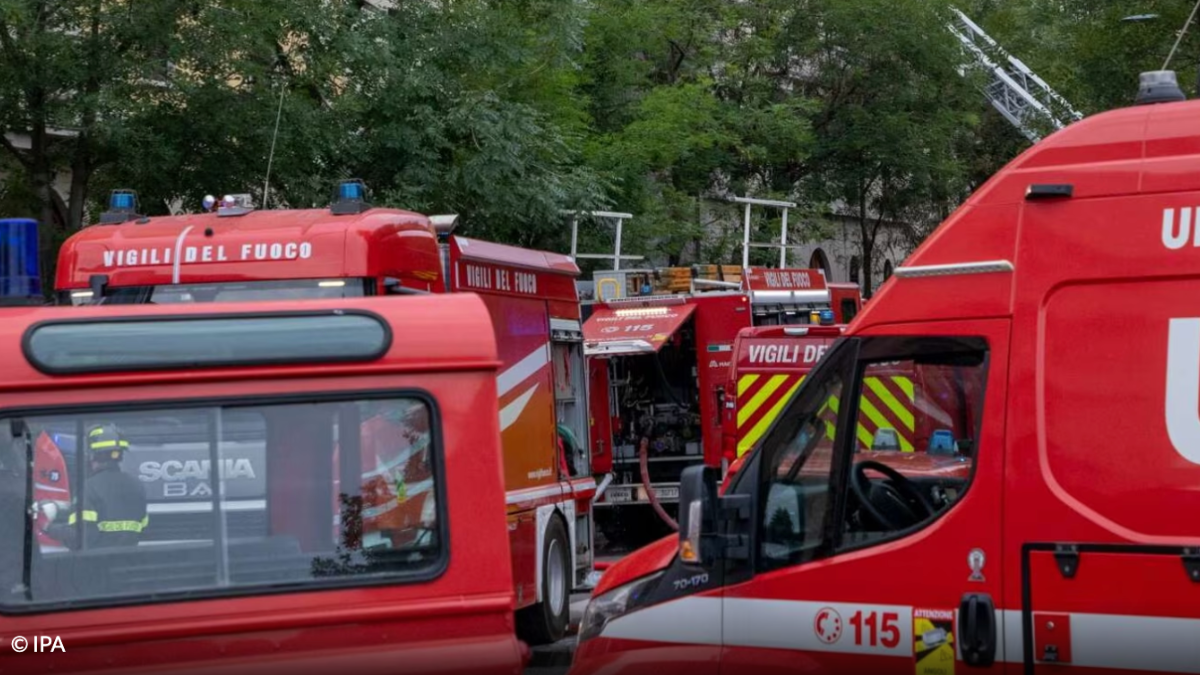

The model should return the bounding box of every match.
[497,344,550,397]
[500,385,538,432]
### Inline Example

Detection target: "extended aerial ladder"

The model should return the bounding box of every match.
[948,7,1084,143]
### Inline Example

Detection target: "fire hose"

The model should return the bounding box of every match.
[639,436,678,531]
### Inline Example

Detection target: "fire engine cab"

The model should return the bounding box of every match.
[53,183,592,644]
[571,71,1200,675]
[0,294,526,675]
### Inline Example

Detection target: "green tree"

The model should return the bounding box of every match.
[792,0,985,296]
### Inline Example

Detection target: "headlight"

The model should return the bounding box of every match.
[576,571,663,646]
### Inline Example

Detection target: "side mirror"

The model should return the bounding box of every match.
[678,464,721,567]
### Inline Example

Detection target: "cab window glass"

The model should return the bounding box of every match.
[0,395,443,610]
[841,355,984,549]
[758,365,845,572]
[756,338,987,569]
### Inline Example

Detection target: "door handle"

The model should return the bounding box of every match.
[958,592,997,667]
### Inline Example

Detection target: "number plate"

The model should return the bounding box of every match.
[605,487,632,504]
[653,486,679,500]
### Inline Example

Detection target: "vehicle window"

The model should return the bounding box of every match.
[840,298,858,323]
[756,338,987,570]
[0,395,443,610]
[757,363,845,572]
[75,279,369,305]
[841,356,984,548]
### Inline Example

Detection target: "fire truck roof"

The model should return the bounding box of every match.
[452,236,579,276]
[0,294,499,392]
[54,206,442,291]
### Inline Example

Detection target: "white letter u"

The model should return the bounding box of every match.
[1163,208,1191,250]
[1165,318,1200,464]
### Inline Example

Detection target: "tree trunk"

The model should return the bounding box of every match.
[858,185,874,298]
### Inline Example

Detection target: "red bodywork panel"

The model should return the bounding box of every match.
[719,325,842,464]
[582,299,697,355]
[0,295,523,675]
[742,267,827,292]
[55,208,444,292]
[588,358,613,474]
[448,235,581,320]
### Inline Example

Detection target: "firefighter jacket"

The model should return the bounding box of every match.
[53,465,149,549]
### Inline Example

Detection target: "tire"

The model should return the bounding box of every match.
[517,515,570,645]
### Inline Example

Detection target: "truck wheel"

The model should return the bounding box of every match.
[518,515,570,645]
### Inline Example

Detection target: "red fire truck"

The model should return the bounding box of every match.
[580,264,858,551]
[52,184,592,644]
[0,294,528,674]
[569,71,1200,675]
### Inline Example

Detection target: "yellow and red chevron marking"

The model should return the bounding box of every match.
[736,373,807,456]
[856,375,915,452]
[735,374,917,456]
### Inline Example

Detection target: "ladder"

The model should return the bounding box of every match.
[947,7,1083,143]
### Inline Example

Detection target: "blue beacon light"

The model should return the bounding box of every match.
[339,181,364,201]
[0,218,41,300]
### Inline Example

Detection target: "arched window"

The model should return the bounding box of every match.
[809,248,832,280]
[883,259,894,281]
[848,256,860,285]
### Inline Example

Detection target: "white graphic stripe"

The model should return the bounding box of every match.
[499,385,538,432]
[34,482,68,494]
[171,225,195,285]
[1165,317,1200,464]
[506,484,564,505]
[602,596,722,645]
[147,499,265,514]
[601,597,1200,672]
[497,344,550,397]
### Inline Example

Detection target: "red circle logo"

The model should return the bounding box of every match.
[813,607,843,644]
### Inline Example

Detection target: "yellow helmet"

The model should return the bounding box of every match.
[86,424,129,461]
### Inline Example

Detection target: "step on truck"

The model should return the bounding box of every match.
[570,70,1200,675]
[52,185,593,644]
[579,262,859,553]
[0,294,528,675]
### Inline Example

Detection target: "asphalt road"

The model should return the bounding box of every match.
[524,593,591,675]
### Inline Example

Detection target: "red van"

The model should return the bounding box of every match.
[0,294,526,675]
[570,72,1200,675]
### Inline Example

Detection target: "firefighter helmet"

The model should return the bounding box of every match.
[86,424,129,462]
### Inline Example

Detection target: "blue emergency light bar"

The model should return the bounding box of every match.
[98,189,143,225]
[818,309,836,325]
[109,190,137,211]
[331,179,372,215]
[339,181,364,201]
[0,218,41,301]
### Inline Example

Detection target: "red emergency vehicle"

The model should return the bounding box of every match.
[0,294,527,674]
[52,184,593,644]
[570,71,1200,674]
[581,264,858,551]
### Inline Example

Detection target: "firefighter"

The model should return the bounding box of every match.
[45,424,148,549]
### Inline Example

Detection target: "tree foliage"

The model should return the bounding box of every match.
[0,0,1030,295]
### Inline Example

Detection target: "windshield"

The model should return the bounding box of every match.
[64,279,371,305]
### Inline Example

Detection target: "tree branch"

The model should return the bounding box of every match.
[0,133,35,171]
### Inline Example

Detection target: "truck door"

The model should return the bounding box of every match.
[720,319,1010,674]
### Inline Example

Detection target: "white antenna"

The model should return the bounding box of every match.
[261,84,286,210]
[1163,0,1200,70]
